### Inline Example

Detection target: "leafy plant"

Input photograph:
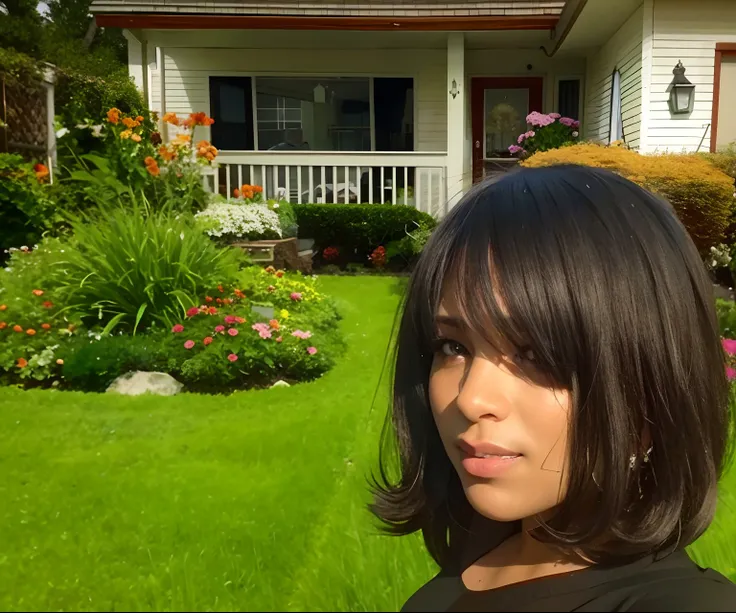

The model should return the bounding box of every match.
[50,198,247,334]
[509,112,580,156]
[716,299,736,338]
[386,218,435,264]
[522,143,736,252]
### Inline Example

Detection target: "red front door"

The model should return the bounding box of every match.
[471,77,544,182]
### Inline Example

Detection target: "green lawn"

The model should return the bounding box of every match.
[0,275,734,612]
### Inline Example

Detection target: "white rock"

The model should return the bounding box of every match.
[271,380,291,388]
[106,371,184,396]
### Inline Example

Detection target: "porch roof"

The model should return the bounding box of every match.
[90,1,566,18]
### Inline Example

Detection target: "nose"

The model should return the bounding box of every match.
[456,357,512,423]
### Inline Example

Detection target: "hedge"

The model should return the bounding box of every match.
[522,143,735,252]
[293,204,436,258]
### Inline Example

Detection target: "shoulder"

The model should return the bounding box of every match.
[630,569,736,612]
[401,572,464,613]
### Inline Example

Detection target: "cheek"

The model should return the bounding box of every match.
[428,364,462,436]
[522,388,571,473]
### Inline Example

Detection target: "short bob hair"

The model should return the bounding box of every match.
[371,165,733,570]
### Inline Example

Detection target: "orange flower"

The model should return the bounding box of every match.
[144,156,160,176]
[42,300,54,309]
[107,108,121,124]
[122,117,140,129]
[41,323,51,330]
[120,129,132,140]
[0,304,6,311]
[162,112,180,126]
[158,146,177,162]
[32,289,44,296]
[34,163,50,181]
[13,325,23,333]
[136,115,144,122]
[131,133,142,143]
[253,185,263,194]
[174,133,191,145]
[234,316,246,324]
[205,296,213,303]
[0,322,6,330]
[234,289,245,299]
[275,270,284,278]
[56,358,64,365]
[243,189,254,200]
[269,319,280,330]
[222,298,232,305]
[188,112,215,127]
[26,328,36,336]
[17,358,28,369]
[233,188,241,198]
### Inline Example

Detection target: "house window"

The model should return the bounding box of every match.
[716,54,736,150]
[557,79,581,120]
[209,77,254,151]
[208,76,414,152]
[609,69,623,143]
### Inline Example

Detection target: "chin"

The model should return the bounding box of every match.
[462,479,540,523]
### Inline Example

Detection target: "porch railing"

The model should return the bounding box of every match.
[205,151,449,217]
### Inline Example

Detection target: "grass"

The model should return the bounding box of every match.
[0,275,734,612]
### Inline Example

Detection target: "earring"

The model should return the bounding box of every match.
[629,453,637,469]
[643,445,653,463]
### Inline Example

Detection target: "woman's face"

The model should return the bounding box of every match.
[429,293,572,523]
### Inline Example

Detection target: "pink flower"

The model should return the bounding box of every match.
[722,339,736,355]
[215,325,225,333]
[224,315,237,324]
[228,353,238,362]
[276,336,283,343]
[186,306,200,317]
[203,336,213,346]
[549,112,561,119]
[727,366,736,381]
[559,117,580,128]
[517,130,535,144]
[252,322,272,339]
[290,292,303,302]
[172,324,184,333]
[227,327,239,337]
[292,329,312,340]
[526,111,555,127]
[184,340,195,349]
[508,145,526,155]
[307,346,318,355]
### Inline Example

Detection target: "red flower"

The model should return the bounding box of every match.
[323,246,339,262]
[17,358,28,368]
[218,285,224,293]
[234,289,245,299]
[172,324,185,333]
[224,315,237,324]
[227,353,238,362]
[275,270,284,278]
[203,336,213,346]
[235,316,246,324]
[214,325,225,333]
[42,300,54,309]
[208,306,218,315]
[265,266,276,275]
[227,328,239,337]
[41,323,51,330]
[216,298,222,304]
[205,296,214,303]
[34,164,50,182]
[32,289,44,296]
[186,306,200,317]
[184,340,195,349]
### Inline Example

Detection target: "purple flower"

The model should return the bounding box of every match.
[292,329,313,340]
[723,338,736,355]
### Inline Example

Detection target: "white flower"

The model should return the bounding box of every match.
[180,232,185,240]
[195,203,282,239]
[56,127,69,138]
[572,131,579,137]
[272,203,279,209]
[91,125,104,138]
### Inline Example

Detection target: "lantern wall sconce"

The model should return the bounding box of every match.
[449,79,459,99]
[668,60,695,115]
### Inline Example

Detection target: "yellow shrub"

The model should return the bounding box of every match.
[522,143,735,251]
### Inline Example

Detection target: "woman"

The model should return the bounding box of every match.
[371,166,736,612]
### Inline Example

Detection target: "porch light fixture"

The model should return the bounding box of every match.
[449,79,459,99]
[668,61,695,115]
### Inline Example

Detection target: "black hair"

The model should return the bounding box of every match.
[370,165,733,569]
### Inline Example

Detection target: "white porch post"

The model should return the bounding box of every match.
[446,32,466,209]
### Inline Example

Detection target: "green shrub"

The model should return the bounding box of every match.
[59,332,170,393]
[293,204,437,260]
[523,143,735,252]
[717,299,736,338]
[50,200,247,333]
[386,217,435,265]
[0,154,60,253]
[274,200,299,238]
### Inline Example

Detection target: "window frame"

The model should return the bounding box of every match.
[553,75,584,125]
[608,68,624,144]
[206,72,417,152]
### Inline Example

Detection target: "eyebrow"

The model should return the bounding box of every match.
[434,315,465,329]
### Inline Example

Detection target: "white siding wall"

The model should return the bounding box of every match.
[143,31,446,151]
[584,5,644,149]
[647,0,736,152]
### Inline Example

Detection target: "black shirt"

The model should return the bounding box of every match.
[402,550,736,612]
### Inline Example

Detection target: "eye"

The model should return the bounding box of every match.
[435,339,469,358]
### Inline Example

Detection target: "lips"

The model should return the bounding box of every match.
[457,438,522,479]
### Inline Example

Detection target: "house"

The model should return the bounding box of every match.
[92,0,736,216]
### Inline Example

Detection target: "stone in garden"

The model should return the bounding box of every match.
[253,305,275,320]
[271,380,291,388]
[106,371,184,396]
